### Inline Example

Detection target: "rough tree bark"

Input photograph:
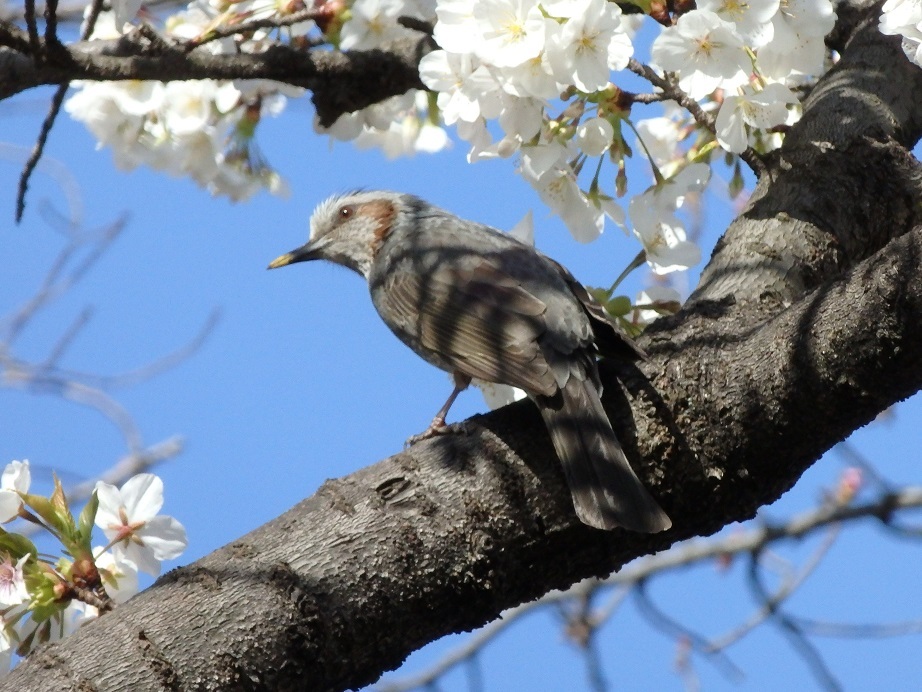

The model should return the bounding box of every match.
[2,1,922,690]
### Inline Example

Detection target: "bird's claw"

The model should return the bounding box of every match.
[405,420,470,447]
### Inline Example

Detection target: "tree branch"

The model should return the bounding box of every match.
[3,3,922,691]
[0,29,432,127]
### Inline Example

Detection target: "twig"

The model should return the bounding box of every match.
[377,487,922,691]
[49,308,221,390]
[43,0,59,45]
[626,58,767,178]
[16,84,68,222]
[16,0,105,222]
[747,552,842,691]
[375,602,536,692]
[182,7,323,52]
[1,219,124,343]
[79,0,105,40]
[707,523,841,652]
[23,0,41,56]
[40,306,92,369]
[794,617,922,638]
[630,92,669,105]
[633,583,745,682]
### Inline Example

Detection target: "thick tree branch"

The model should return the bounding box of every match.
[3,3,922,691]
[0,29,431,126]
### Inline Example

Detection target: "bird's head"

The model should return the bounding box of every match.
[268,190,428,278]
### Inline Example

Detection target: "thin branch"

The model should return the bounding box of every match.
[633,583,744,682]
[43,0,59,45]
[78,0,105,41]
[55,308,221,390]
[377,487,922,691]
[629,92,669,105]
[23,0,41,56]
[16,84,69,223]
[17,0,107,223]
[626,58,767,177]
[746,551,842,691]
[375,603,536,692]
[1,220,124,344]
[793,617,922,638]
[706,523,841,652]
[40,306,92,370]
[181,7,324,52]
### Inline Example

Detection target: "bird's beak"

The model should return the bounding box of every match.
[267,242,318,270]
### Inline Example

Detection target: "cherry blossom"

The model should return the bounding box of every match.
[629,166,709,274]
[544,0,633,93]
[474,0,546,67]
[576,116,614,156]
[716,82,800,153]
[0,460,30,523]
[633,285,683,325]
[651,10,751,100]
[95,474,188,577]
[339,0,420,50]
[94,548,140,604]
[0,555,29,607]
[418,51,504,124]
[698,0,779,48]
[433,0,480,53]
[879,0,922,67]
[756,0,836,80]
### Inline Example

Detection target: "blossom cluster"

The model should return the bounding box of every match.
[64,0,841,240]
[65,8,310,201]
[0,460,186,673]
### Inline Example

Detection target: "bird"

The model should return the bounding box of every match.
[268,190,671,533]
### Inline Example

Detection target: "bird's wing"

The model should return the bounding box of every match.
[543,257,646,361]
[377,261,560,397]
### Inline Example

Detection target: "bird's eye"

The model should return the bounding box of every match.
[339,205,355,220]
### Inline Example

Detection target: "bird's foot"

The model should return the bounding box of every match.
[405,420,470,447]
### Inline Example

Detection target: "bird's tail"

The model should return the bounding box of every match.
[538,378,672,532]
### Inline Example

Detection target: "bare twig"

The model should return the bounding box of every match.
[746,553,842,691]
[181,7,324,52]
[23,0,41,56]
[794,617,922,638]
[626,58,767,177]
[43,0,59,45]
[16,83,70,223]
[377,487,922,691]
[1,220,124,344]
[56,308,221,390]
[633,583,745,682]
[707,523,841,652]
[17,0,106,223]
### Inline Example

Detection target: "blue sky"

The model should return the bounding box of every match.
[0,85,920,690]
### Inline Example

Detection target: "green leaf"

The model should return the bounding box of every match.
[21,493,70,540]
[76,491,100,553]
[607,295,633,317]
[0,532,37,560]
[587,286,612,305]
